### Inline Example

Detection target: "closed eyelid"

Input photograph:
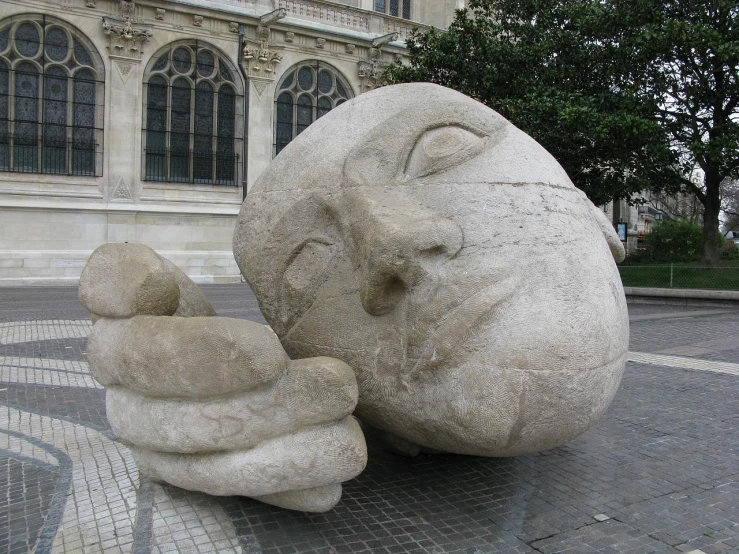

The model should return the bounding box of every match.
[403,125,488,179]
[343,102,507,187]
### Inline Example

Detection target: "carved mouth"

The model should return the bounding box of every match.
[399,273,518,377]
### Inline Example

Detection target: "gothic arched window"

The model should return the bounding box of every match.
[143,42,244,185]
[274,61,353,156]
[0,15,104,175]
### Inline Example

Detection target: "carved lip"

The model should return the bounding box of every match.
[400,274,518,376]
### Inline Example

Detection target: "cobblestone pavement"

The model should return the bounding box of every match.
[0,284,737,554]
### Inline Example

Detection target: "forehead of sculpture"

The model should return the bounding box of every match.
[252,83,505,193]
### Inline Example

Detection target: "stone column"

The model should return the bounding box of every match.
[246,79,277,190]
[106,55,143,204]
[240,20,285,189]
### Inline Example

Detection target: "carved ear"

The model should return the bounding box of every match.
[588,201,626,263]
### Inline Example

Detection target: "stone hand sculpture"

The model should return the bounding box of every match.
[79,244,367,513]
[235,83,629,458]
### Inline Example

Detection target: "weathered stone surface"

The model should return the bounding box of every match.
[235,82,630,457]
[79,243,179,318]
[157,255,217,317]
[133,416,367,498]
[87,316,288,398]
[106,357,358,453]
[252,484,343,513]
[80,244,366,512]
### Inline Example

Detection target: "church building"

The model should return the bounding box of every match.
[0,0,462,284]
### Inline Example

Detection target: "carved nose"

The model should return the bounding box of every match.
[346,190,463,316]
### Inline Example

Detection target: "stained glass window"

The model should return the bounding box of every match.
[43,66,68,173]
[317,70,332,94]
[170,78,191,182]
[172,48,192,74]
[16,23,40,58]
[0,60,9,170]
[143,42,243,185]
[14,62,39,172]
[45,28,68,62]
[298,67,313,91]
[0,17,103,176]
[73,70,96,174]
[274,61,353,155]
[197,50,215,79]
[216,85,235,184]
[73,40,93,67]
[0,27,9,54]
[316,96,332,120]
[194,82,214,182]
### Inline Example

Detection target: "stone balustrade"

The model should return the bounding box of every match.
[217,0,429,40]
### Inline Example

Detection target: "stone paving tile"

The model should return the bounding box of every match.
[0,381,108,433]
[0,454,59,554]
[629,312,739,363]
[617,477,739,553]
[530,519,674,553]
[0,286,738,553]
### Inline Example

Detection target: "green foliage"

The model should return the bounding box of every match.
[641,221,704,263]
[386,0,739,262]
[719,240,738,260]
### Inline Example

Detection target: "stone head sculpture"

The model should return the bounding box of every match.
[80,83,629,514]
[235,83,629,457]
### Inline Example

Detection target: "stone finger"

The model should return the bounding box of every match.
[87,316,287,397]
[251,484,343,513]
[79,243,180,318]
[132,416,367,498]
[156,255,217,317]
[106,357,358,453]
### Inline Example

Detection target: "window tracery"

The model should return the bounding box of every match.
[143,42,244,185]
[274,61,353,156]
[0,15,104,175]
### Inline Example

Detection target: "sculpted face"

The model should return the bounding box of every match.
[235,83,629,457]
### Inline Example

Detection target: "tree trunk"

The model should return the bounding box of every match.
[701,171,722,266]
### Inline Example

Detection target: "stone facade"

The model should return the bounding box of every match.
[0,0,453,285]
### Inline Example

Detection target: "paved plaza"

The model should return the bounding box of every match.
[1,284,738,554]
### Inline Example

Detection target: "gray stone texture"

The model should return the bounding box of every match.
[79,243,180,319]
[235,83,630,458]
[79,246,367,513]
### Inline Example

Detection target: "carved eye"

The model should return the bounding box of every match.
[405,125,486,179]
[283,239,334,292]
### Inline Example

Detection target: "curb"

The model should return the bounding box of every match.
[624,286,739,308]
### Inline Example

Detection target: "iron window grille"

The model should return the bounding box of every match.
[274,61,354,156]
[0,15,104,176]
[142,41,244,185]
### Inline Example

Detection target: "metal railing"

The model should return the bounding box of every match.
[144,147,239,185]
[0,133,100,176]
[618,264,739,291]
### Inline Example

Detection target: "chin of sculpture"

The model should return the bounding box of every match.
[234,82,629,457]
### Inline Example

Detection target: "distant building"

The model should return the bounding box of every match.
[0,0,462,285]
[603,190,702,256]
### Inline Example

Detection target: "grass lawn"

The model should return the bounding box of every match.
[618,263,739,290]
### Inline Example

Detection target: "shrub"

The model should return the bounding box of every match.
[719,240,738,259]
[642,220,703,263]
